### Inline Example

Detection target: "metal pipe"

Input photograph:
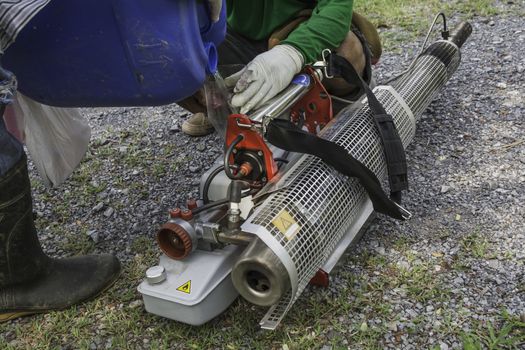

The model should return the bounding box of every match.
[231,238,290,306]
[449,21,472,48]
[216,231,254,245]
[250,72,320,123]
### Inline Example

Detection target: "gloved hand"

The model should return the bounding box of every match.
[207,0,222,23]
[225,44,304,114]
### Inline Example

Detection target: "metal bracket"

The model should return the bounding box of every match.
[395,202,412,220]
[200,222,221,244]
[312,49,333,79]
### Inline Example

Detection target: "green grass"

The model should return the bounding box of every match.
[460,310,525,349]
[357,0,500,28]
[355,0,504,50]
[1,1,521,348]
[460,231,494,259]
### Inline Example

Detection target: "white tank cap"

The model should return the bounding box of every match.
[146,265,167,284]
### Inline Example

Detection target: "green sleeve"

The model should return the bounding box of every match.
[281,0,354,64]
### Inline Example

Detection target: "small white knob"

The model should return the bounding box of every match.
[146,265,167,284]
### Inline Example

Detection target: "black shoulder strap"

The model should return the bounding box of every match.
[265,119,411,220]
[327,53,409,203]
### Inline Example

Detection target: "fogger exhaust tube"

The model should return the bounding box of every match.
[231,238,290,306]
[449,21,472,48]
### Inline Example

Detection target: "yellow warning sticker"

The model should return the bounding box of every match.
[176,280,191,294]
[272,209,300,241]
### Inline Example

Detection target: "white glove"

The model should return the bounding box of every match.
[207,0,222,23]
[225,44,304,114]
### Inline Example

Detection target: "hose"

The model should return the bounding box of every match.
[224,134,245,180]
[192,188,258,215]
[202,165,225,204]
[384,12,448,85]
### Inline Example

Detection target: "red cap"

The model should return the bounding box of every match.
[169,208,181,218]
[187,199,198,210]
[180,209,193,221]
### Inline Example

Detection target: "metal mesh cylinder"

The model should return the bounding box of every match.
[239,40,462,329]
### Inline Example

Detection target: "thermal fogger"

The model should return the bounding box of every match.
[138,17,472,330]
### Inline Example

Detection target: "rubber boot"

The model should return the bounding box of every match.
[0,155,121,322]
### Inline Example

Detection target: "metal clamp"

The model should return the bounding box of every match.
[312,49,333,79]
[394,202,412,220]
[236,118,263,136]
[200,222,221,244]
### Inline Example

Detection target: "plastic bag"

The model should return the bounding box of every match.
[4,103,24,142]
[13,94,91,187]
[204,71,238,140]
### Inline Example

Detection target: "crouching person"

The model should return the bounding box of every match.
[179,0,382,136]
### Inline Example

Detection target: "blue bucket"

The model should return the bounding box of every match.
[2,0,226,107]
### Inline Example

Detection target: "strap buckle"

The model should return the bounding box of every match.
[394,202,412,220]
[312,49,334,79]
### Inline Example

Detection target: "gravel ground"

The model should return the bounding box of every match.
[2,9,524,350]
[336,14,525,349]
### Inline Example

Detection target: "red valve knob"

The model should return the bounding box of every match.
[169,208,181,218]
[180,209,193,221]
[157,222,193,260]
[187,199,198,210]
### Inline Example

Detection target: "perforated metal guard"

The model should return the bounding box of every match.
[241,41,462,329]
